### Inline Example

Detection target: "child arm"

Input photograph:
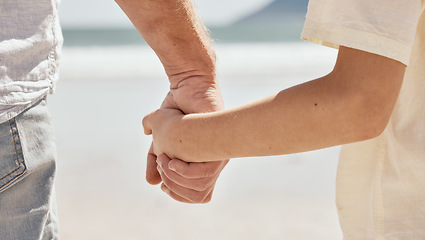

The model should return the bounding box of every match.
[144,46,406,162]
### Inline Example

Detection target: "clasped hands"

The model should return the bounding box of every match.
[143,78,228,203]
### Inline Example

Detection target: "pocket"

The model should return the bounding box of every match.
[0,117,27,193]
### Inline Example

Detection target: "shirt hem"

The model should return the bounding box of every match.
[301,20,412,65]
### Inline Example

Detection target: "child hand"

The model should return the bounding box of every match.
[143,108,185,159]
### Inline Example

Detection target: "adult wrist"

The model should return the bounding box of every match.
[168,65,217,89]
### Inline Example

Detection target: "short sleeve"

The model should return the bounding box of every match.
[301,0,422,65]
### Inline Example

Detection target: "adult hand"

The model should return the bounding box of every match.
[146,76,228,203]
[157,154,226,203]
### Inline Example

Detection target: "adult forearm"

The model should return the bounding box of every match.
[115,0,216,85]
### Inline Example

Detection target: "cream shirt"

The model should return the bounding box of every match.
[0,0,62,123]
[302,0,425,239]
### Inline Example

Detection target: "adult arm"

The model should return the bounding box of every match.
[143,46,406,162]
[115,0,216,88]
[115,0,227,203]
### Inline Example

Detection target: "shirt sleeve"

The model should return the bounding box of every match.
[301,0,422,65]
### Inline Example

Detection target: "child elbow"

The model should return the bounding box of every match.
[344,92,393,142]
[354,104,392,141]
[360,119,388,140]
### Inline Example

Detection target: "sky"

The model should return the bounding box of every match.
[59,0,273,28]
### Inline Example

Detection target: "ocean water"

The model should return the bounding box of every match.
[49,41,342,239]
[61,22,304,46]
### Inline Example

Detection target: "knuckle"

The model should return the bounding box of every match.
[142,114,150,127]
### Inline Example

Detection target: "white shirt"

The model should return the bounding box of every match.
[0,0,63,123]
[302,0,425,239]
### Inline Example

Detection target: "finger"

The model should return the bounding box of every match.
[160,183,191,204]
[167,158,229,179]
[157,154,215,191]
[142,112,154,135]
[202,187,214,203]
[146,144,162,185]
[158,167,213,203]
[161,184,213,204]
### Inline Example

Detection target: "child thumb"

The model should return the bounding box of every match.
[142,112,155,135]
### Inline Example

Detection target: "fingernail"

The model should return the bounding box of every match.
[169,164,176,172]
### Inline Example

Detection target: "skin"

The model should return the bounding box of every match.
[115,0,228,203]
[143,46,406,162]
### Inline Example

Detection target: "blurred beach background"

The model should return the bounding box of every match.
[52,0,342,239]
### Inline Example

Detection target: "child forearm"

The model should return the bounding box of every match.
[171,76,366,161]
[160,47,405,162]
